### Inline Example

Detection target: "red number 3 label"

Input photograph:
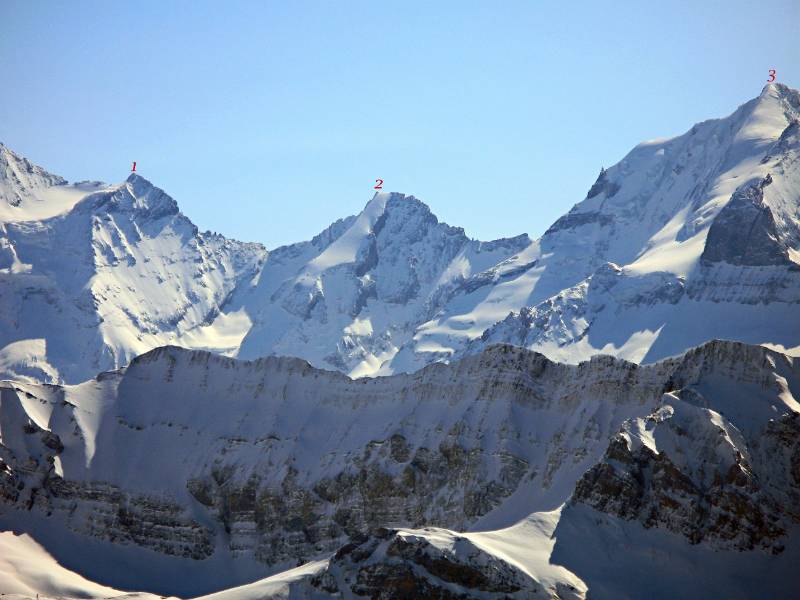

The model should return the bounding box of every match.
[767,69,776,83]
[374,179,383,190]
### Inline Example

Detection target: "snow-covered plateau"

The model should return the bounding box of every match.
[0,83,799,599]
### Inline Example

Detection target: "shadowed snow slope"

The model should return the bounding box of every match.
[1,339,798,598]
[3,85,800,383]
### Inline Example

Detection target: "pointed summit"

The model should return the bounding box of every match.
[117,172,180,220]
[759,81,800,102]
[760,82,781,98]
[733,82,800,148]
[125,171,156,195]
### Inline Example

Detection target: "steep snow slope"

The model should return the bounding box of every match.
[1,340,798,598]
[0,145,266,383]
[0,531,162,600]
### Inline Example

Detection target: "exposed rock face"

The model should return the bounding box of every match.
[203,524,581,600]
[573,420,786,552]
[586,167,622,200]
[0,387,214,560]
[0,343,658,567]
[544,210,615,235]
[1,340,798,581]
[180,435,531,565]
[305,527,564,599]
[572,343,800,553]
[47,480,214,559]
[701,175,791,266]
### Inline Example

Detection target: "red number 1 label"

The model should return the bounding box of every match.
[374,179,383,190]
[767,69,776,83]
[131,161,137,172]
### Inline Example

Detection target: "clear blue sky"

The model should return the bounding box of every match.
[2,1,798,248]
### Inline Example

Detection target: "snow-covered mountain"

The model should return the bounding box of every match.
[1,340,798,598]
[460,83,800,367]
[2,83,800,383]
[0,144,266,383]
[236,82,800,375]
[234,192,531,377]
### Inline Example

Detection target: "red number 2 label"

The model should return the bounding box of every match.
[767,69,776,83]
[131,161,137,172]
[374,179,383,190]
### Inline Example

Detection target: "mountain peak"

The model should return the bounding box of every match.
[125,172,146,184]
[760,81,797,100]
[121,173,180,220]
[361,190,411,217]
[124,172,158,196]
[751,82,800,124]
[760,82,781,98]
[0,143,67,189]
[0,143,73,220]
